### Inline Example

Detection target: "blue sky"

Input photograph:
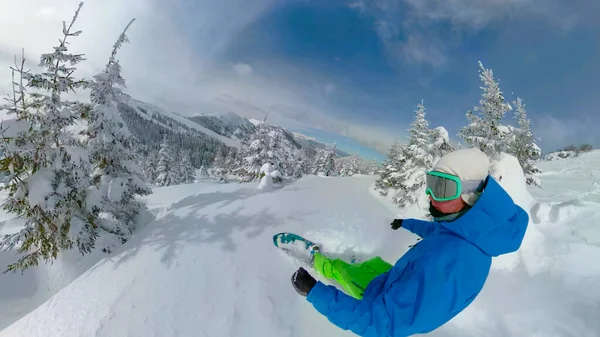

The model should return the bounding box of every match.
[170,0,599,158]
[2,0,598,160]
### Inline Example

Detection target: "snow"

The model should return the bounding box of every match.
[248,118,264,126]
[257,174,274,191]
[25,169,55,209]
[127,99,240,147]
[0,153,599,337]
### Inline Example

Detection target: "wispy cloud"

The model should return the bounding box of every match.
[232,62,253,76]
[532,114,599,152]
[0,0,402,154]
[349,0,584,68]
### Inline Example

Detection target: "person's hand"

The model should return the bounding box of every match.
[391,218,403,230]
[291,267,317,297]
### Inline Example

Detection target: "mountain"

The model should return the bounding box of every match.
[188,113,351,158]
[188,112,258,144]
[116,98,354,173]
[1,152,599,336]
[117,99,239,168]
[291,132,351,158]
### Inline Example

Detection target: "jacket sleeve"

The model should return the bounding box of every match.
[306,254,449,337]
[401,218,438,238]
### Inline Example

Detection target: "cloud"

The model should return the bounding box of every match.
[349,0,583,67]
[402,0,578,30]
[532,114,599,152]
[0,0,403,154]
[232,62,253,76]
[193,66,401,153]
[0,0,276,104]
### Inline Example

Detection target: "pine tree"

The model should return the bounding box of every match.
[367,159,379,175]
[374,140,408,194]
[458,61,512,159]
[143,151,158,183]
[84,18,152,250]
[179,150,196,183]
[511,97,542,186]
[199,165,208,178]
[156,136,177,186]
[395,102,436,207]
[240,123,271,180]
[291,149,309,178]
[0,3,98,272]
[211,146,228,182]
[313,143,336,176]
[429,126,455,159]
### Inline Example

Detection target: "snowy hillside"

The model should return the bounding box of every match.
[118,98,351,171]
[1,152,599,337]
[188,111,258,143]
[125,99,239,147]
[292,132,351,158]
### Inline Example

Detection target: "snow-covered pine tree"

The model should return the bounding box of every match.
[156,135,177,186]
[313,143,336,176]
[143,151,159,184]
[458,61,512,160]
[395,101,435,207]
[199,165,209,178]
[511,97,542,186]
[211,145,228,182]
[310,148,324,175]
[225,146,244,178]
[366,159,379,175]
[239,122,271,180]
[85,18,152,250]
[179,149,196,184]
[374,139,408,194]
[346,156,360,176]
[0,3,99,272]
[429,126,455,159]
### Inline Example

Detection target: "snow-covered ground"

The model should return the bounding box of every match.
[0,152,599,337]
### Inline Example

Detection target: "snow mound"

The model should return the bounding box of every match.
[257,174,274,191]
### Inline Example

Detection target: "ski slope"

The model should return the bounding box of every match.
[0,153,599,337]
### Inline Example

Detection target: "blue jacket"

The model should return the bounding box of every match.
[306,176,528,337]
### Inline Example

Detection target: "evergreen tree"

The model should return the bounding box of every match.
[511,97,542,186]
[395,102,436,207]
[211,146,228,182]
[0,3,97,272]
[179,149,196,183]
[199,165,208,178]
[430,126,455,159]
[312,143,336,176]
[366,159,379,175]
[374,140,408,194]
[291,149,309,178]
[156,136,177,186]
[458,61,512,159]
[143,151,158,184]
[240,123,271,180]
[85,18,152,249]
[348,156,360,176]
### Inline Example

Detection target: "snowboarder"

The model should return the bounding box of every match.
[290,147,529,337]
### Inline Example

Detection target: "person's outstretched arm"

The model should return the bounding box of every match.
[305,253,448,337]
[392,218,439,238]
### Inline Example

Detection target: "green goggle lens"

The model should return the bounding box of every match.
[425,171,461,201]
[425,171,485,202]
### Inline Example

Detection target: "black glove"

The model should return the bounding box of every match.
[291,267,317,297]
[391,218,403,230]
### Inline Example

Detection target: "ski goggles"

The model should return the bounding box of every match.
[425,171,484,202]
